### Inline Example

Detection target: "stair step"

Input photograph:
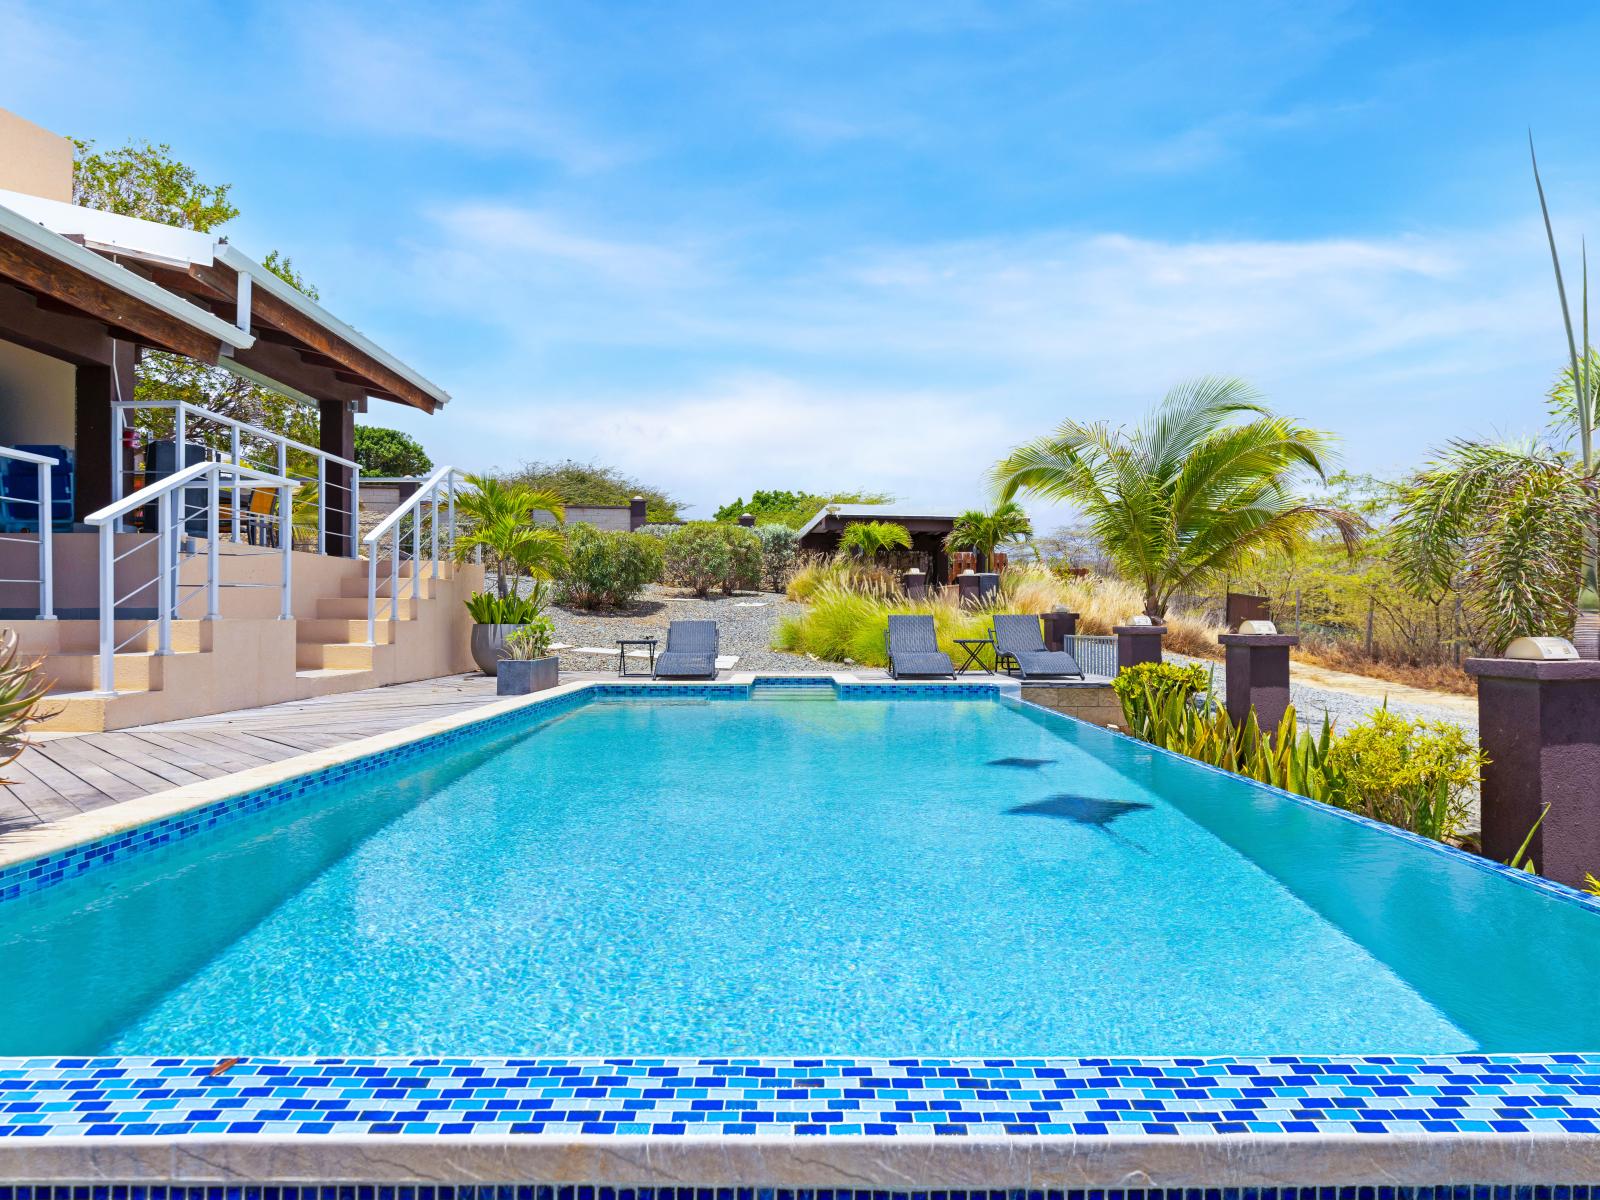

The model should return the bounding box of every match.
[294,667,372,680]
[297,618,394,645]
[295,641,377,671]
[316,595,415,620]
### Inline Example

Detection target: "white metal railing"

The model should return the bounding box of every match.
[362,466,460,646]
[0,445,56,620]
[85,461,298,695]
[110,399,360,557]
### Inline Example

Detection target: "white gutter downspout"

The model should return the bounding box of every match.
[233,270,252,337]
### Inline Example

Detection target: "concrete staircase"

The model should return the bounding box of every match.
[30,553,479,732]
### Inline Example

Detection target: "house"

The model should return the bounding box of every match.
[795,502,960,581]
[0,108,480,731]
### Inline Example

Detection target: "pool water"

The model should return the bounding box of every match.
[3,690,1598,1057]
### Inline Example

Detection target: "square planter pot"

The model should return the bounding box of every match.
[497,655,559,696]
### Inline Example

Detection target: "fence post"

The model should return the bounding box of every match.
[1364,596,1375,656]
[279,483,294,619]
[316,456,327,555]
[97,523,116,694]
[156,489,173,655]
[36,460,53,620]
[206,469,220,619]
[230,426,242,543]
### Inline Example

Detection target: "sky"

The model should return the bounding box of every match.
[5,0,1600,522]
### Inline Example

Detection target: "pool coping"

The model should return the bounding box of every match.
[5,675,1600,1185]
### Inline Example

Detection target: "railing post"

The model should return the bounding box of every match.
[279,483,293,619]
[109,404,124,521]
[366,542,378,646]
[156,489,173,656]
[447,473,456,549]
[430,489,440,579]
[411,499,422,601]
[174,404,186,471]
[97,523,115,695]
[230,426,242,543]
[350,466,361,560]
[316,455,327,555]
[206,468,220,620]
[36,460,54,620]
[391,527,400,618]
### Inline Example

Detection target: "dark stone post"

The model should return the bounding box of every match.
[629,496,647,530]
[1465,656,1600,889]
[1041,610,1078,651]
[1114,624,1165,670]
[737,512,755,527]
[902,570,928,600]
[1218,632,1300,733]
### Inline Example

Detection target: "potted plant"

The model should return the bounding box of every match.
[466,589,540,676]
[498,616,559,695]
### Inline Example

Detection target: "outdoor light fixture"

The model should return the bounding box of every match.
[1238,619,1279,635]
[1505,636,1580,661]
[1127,614,1154,626]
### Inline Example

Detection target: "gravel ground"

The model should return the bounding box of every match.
[1169,653,1477,735]
[547,584,815,672]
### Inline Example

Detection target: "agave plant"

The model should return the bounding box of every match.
[0,629,50,780]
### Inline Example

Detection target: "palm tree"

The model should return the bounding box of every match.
[945,501,1033,571]
[991,376,1358,618]
[839,520,912,560]
[453,475,567,598]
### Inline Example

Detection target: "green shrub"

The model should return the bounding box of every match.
[1111,661,1209,735]
[753,524,801,592]
[635,523,680,538]
[775,585,993,666]
[662,523,762,596]
[502,616,556,660]
[353,425,432,476]
[1324,708,1483,842]
[555,524,662,609]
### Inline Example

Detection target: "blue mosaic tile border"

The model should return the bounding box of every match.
[0,681,997,906]
[2,1191,1598,1200]
[3,1055,1600,1140]
[6,1192,1600,1200]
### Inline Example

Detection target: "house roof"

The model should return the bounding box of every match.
[0,188,450,412]
[0,197,256,362]
[794,502,957,539]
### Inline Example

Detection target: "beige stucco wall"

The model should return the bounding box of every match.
[0,108,73,202]
[0,340,76,449]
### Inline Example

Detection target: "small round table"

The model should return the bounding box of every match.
[953,637,994,675]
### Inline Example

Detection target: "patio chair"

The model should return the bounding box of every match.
[992,613,1085,680]
[653,620,719,679]
[886,614,956,680]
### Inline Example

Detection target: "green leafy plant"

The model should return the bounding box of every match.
[0,630,49,782]
[464,590,543,625]
[555,525,663,609]
[1510,804,1551,874]
[499,459,681,521]
[501,616,556,661]
[662,523,742,597]
[839,520,912,560]
[453,475,566,598]
[713,488,892,529]
[1323,708,1484,842]
[354,426,432,477]
[754,524,801,591]
[992,376,1360,617]
[1110,661,1210,735]
[945,501,1033,571]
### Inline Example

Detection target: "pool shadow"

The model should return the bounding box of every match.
[986,756,1056,769]
[1005,794,1154,855]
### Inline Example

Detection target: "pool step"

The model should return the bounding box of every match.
[748,678,838,701]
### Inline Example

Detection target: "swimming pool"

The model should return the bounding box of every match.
[2,681,1597,1060]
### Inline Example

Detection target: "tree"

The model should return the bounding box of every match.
[501,459,681,521]
[839,520,912,560]
[945,501,1033,571]
[713,488,892,528]
[354,426,432,476]
[991,377,1358,618]
[453,476,567,598]
[72,138,321,445]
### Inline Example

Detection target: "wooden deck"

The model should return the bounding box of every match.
[0,673,505,835]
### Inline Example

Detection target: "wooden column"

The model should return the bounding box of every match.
[319,398,356,556]
[73,341,134,521]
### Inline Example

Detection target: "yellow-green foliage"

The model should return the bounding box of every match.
[1113,666,1483,844]
[776,584,995,667]
[1323,708,1483,842]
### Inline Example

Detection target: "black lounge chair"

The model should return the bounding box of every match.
[886,614,956,680]
[653,620,719,679]
[992,613,1085,680]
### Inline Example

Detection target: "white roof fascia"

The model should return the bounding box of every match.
[0,199,253,351]
[0,188,216,269]
[216,244,450,407]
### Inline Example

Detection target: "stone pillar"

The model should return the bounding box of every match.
[629,495,647,530]
[1465,657,1600,888]
[956,573,981,607]
[1114,624,1165,670]
[737,512,755,527]
[1041,610,1078,651]
[1218,632,1300,733]
[901,570,928,600]
[318,399,356,557]
[73,342,135,522]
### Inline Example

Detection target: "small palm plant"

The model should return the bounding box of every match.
[839,520,912,560]
[945,501,1033,571]
[453,475,567,598]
